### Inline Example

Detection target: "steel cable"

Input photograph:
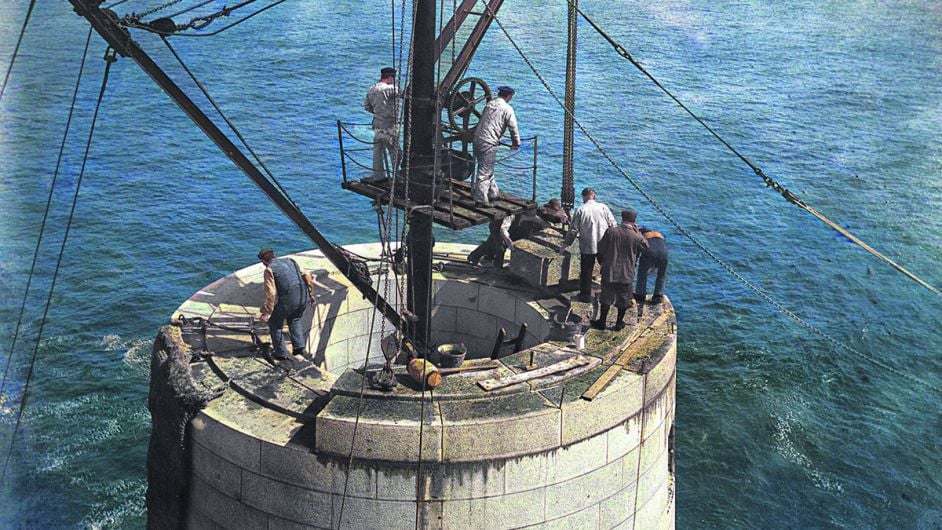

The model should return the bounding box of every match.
[1,47,116,483]
[482,1,942,395]
[569,0,940,298]
[160,36,300,211]
[0,0,37,103]
[0,29,93,396]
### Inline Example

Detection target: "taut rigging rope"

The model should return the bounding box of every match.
[568,0,941,298]
[123,0,289,37]
[160,36,300,210]
[481,1,942,395]
[2,46,116,483]
[0,0,37,103]
[0,28,93,397]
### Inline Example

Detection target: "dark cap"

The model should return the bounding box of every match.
[381,67,396,77]
[581,187,595,198]
[497,85,515,96]
[257,247,274,260]
[622,209,637,222]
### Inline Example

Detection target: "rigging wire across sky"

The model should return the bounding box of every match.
[479,0,942,395]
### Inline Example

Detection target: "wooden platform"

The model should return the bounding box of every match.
[342,177,537,229]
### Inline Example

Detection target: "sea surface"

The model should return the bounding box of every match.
[0,1,940,528]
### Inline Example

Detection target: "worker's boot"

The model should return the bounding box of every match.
[649,294,664,304]
[590,304,610,330]
[613,308,628,331]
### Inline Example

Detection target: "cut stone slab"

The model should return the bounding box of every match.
[508,228,581,287]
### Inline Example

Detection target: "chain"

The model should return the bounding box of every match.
[483,1,942,395]
[128,0,186,20]
[568,0,940,298]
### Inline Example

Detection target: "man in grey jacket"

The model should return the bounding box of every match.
[364,67,400,180]
[558,188,617,301]
[472,85,521,205]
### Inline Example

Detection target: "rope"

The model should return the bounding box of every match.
[1,47,115,484]
[160,36,300,210]
[337,0,416,527]
[482,2,942,395]
[569,1,941,298]
[0,29,93,396]
[338,122,383,145]
[0,0,36,103]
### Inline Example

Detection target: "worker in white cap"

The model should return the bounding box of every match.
[364,67,401,180]
[472,85,521,205]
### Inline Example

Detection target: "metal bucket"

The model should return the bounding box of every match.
[436,343,467,368]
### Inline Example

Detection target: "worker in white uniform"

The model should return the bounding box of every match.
[364,67,400,180]
[472,85,521,205]
[557,187,617,301]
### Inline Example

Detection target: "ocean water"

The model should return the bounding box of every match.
[0,0,940,528]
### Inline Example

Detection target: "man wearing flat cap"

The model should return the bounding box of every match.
[258,248,317,361]
[365,67,401,180]
[472,85,521,205]
[593,209,648,331]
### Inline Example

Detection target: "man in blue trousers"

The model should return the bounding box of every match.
[258,248,316,360]
[634,227,669,305]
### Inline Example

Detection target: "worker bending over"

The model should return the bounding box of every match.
[258,248,316,361]
[593,210,648,331]
[472,86,521,205]
[364,67,400,180]
[558,187,617,302]
[467,211,549,268]
[635,226,669,305]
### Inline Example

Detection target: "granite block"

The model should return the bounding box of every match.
[191,414,261,473]
[440,393,561,461]
[241,471,332,525]
[607,415,643,464]
[193,439,243,500]
[190,476,267,530]
[545,459,622,520]
[599,482,638,529]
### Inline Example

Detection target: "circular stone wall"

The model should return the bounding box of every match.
[168,243,676,529]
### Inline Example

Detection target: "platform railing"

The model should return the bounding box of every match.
[338,121,539,229]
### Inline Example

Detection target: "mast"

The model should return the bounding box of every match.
[562,0,578,212]
[404,0,438,350]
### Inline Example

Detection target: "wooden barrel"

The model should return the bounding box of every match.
[407,358,442,388]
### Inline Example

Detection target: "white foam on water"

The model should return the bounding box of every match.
[97,334,127,351]
[772,407,844,494]
[122,339,152,373]
[80,478,147,529]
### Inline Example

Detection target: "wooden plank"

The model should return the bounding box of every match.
[439,191,508,217]
[580,365,622,402]
[582,311,672,401]
[344,178,536,230]
[600,311,671,364]
[432,200,485,225]
[478,355,591,391]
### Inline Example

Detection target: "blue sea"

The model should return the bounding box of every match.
[1,1,940,527]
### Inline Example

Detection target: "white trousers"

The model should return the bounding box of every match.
[472,143,499,203]
[372,127,399,180]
